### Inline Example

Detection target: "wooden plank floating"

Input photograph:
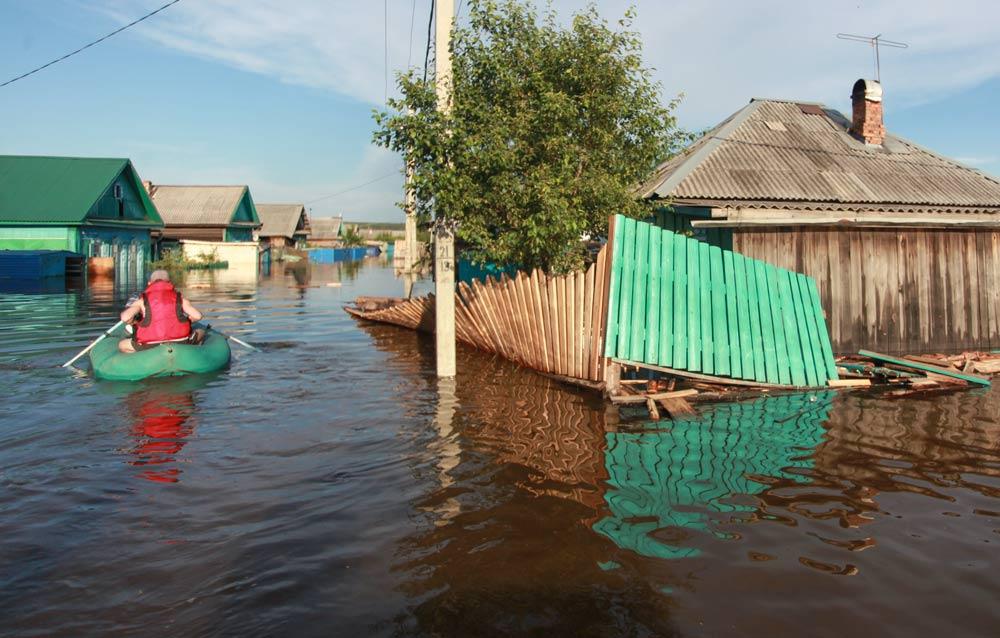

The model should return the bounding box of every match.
[858,349,991,386]
[604,215,839,387]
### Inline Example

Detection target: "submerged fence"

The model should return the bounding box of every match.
[604,215,838,387]
[345,245,611,383]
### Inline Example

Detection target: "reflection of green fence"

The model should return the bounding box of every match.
[593,392,834,559]
[604,214,837,386]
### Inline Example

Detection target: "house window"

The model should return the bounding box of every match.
[114,183,125,218]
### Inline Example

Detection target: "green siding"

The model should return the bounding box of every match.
[87,171,151,222]
[225,227,254,242]
[650,207,733,251]
[604,216,838,387]
[232,190,260,225]
[0,226,78,251]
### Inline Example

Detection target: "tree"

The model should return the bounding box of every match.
[373,0,687,273]
[340,225,365,247]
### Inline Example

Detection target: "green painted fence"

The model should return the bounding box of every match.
[604,214,837,386]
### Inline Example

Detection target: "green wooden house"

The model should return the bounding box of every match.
[0,155,164,265]
[148,184,261,242]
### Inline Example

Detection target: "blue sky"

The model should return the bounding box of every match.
[1,0,999,222]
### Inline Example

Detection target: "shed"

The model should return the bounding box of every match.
[256,203,310,248]
[148,184,261,242]
[0,155,163,277]
[640,79,1000,354]
[308,216,344,246]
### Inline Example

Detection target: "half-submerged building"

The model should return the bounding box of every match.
[0,155,163,278]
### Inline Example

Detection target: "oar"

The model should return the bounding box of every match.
[225,334,258,351]
[63,320,124,368]
[203,324,258,351]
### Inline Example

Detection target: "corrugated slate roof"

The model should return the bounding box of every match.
[151,185,256,226]
[309,216,343,239]
[641,99,1000,211]
[0,155,162,225]
[257,203,308,239]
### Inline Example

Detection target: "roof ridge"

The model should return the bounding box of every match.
[749,97,827,107]
[0,154,128,162]
[151,184,248,188]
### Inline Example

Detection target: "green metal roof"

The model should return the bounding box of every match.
[0,155,163,227]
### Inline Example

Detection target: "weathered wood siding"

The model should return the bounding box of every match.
[733,227,1000,354]
[160,226,227,242]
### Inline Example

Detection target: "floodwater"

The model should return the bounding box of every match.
[2,258,999,637]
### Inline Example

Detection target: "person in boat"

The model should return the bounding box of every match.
[118,270,205,353]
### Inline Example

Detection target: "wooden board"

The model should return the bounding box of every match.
[859,349,991,386]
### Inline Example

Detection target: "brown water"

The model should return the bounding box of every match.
[1,259,999,637]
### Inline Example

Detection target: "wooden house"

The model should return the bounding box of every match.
[256,203,310,248]
[0,155,163,272]
[640,79,1000,355]
[147,184,261,242]
[308,216,344,246]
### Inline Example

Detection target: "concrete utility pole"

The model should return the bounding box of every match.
[402,143,418,299]
[403,155,417,274]
[434,0,456,378]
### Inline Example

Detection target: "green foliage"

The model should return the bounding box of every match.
[374,231,398,243]
[340,226,365,247]
[374,0,686,273]
[150,247,226,274]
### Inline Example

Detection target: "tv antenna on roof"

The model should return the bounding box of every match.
[836,33,908,82]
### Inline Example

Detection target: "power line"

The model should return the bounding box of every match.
[305,172,399,204]
[384,0,389,104]
[423,0,434,83]
[1,0,183,89]
[407,0,417,69]
[456,0,464,19]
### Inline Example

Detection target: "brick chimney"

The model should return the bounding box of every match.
[850,79,885,145]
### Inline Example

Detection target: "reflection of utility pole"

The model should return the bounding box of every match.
[434,0,456,378]
[430,375,461,525]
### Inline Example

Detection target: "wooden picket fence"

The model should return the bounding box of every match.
[604,214,838,387]
[345,246,611,383]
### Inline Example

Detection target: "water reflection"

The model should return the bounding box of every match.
[125,388,197,484]
[595,393,833,559]
[99,375,216,484]
[353,325,677,635]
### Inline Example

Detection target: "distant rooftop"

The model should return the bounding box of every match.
[257,203,308,239]
[150,184,259,226]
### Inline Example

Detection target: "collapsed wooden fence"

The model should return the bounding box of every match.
[345,246,611,383]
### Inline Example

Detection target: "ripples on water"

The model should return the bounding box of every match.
[1,260,999,637]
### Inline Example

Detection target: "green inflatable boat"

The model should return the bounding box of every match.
[89,326,231,381]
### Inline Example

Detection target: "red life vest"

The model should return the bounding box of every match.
[134,280,192,344]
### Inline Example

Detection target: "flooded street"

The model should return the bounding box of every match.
[2,259,999,637]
